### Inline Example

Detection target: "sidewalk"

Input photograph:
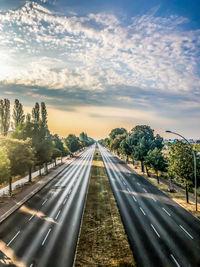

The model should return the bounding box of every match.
[0,154,78,224]
[0,156,69,197]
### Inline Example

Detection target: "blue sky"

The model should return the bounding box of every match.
[0,0,199,139]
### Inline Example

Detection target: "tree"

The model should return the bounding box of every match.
[0,137,34,195]
[120,137,132,163]
[64,134,81,153]
[168,141,199,203]
[32,102,40,122]
[144,148,166,183]
[52,148,62,166]
[41,102,48,126]
[0,99,10,135]
[128,125,163,172]
[0,146,10,185]
[26,113,31,122]
[13,99,25,128]
[110,133,127,155]
[12,120,53,175]
[109,128,127,141]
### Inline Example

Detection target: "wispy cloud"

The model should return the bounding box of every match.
[0,1,199,138]
[0,1,199,93]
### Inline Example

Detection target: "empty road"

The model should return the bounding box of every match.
[0,145,95,267]
[99,144,200,267]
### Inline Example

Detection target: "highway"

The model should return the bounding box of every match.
[0,144,95,267]
[98,144,200,267]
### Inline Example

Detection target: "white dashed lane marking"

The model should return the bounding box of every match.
[151,224,160,238]
[7,231,20,246]
[42,228,52,246]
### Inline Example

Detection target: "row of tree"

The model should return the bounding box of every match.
[99,125,200,203]
[0,98,94,195]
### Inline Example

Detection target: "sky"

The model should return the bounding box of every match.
[0,0,199,140]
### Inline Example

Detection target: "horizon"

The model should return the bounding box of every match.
[0,0,199,139]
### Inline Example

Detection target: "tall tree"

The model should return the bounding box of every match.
[109,128,127,140]
[64,134,81,153]
[41,102,47,126]
[32,102,40,122]
[168,141,199,203]
[12,99,25,128]
[144,147,166,183]
[12,120,53,175]
[128,125,163,172]
[0,99,10,135]
[0,137,34,195]
[0,145,10,185]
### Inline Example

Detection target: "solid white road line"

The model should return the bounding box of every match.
[179,225,194,239]
[162,207,171,217]
[42,199,48,206]
[7,231,20,246]
[55,210,61,220]
[29,214,35,221]
[140,207,146,216]
[170,254,180,267]
[151,224,160,238]
[132,195,137,202]
[42,228,52,246]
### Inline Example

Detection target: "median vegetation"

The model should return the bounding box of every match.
[0,98,94,195]
[75,148,135,266]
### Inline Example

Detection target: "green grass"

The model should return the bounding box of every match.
[75,149,135,267]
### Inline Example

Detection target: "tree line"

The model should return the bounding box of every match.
[0,98,94,195]
[99,125,200,203]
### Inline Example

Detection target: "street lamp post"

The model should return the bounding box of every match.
[166,130,197,211]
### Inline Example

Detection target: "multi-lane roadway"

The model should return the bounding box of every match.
[0,145,95,267]
[98,144,200,267]
[1,143,200,267]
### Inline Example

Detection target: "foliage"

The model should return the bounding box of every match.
[12,99,25,128]
[144,148,166,182]
[168,141,200,202]
[168,142,195,186]
[128,125,163,172]
[12,120,53,166]
[0,99,10,135]
[64,134,81,153]
[109,128,127,140]
[41,102,48,126]
[51,134,68,156]
[32,102,40,122]
[0,137,34,177]
[0,146,10,184]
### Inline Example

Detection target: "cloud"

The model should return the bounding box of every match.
[0,2,199,94]
[0,1,199,135]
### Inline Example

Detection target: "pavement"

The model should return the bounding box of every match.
[99,144,200,267]
[0,156,71,197]
[0,146,95,266]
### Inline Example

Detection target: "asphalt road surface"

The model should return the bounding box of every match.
[0,145,95,267]
[98,144,200,267]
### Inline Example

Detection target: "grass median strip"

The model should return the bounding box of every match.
[75,149,135,267]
